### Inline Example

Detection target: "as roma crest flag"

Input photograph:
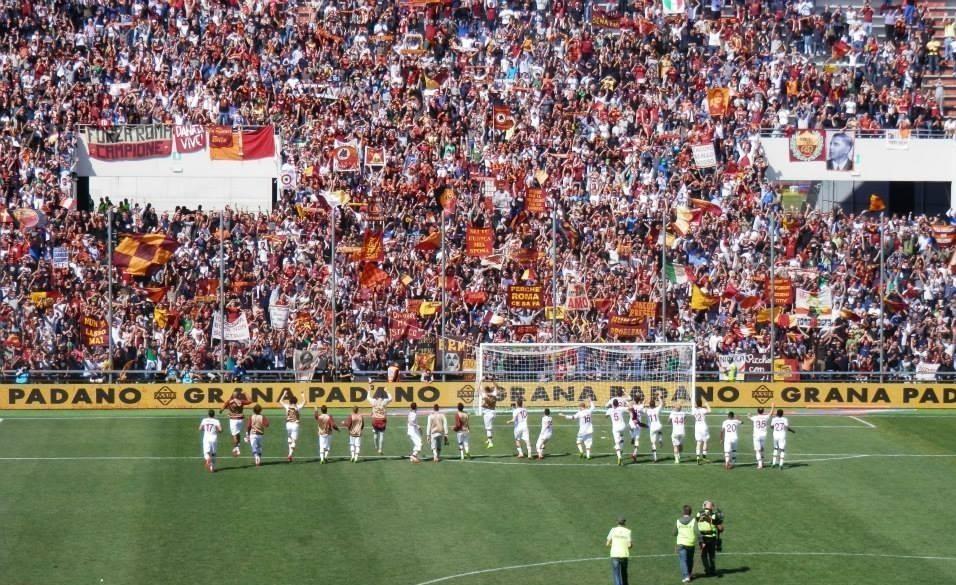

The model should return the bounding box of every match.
[112,234,179,277]
[364,146,386,169]
[707,88,730,118]
[492,105,515,131]
[360,230,384,262]
[788,130,826,162]
[333,140,360,172]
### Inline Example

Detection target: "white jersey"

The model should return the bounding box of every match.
[692,407,709,429]
[407,410,420,433]
[199,417,221,441]
[605,396,630,409]
[570,407,594,435]
[669,411,686,434]
[606,405,628,432]
[721,419,741,440]
[771,416,790,437]
[539,415,554,438]
[629,403,644,428]
[646,405,663,429]
[512,406,529,431]
[750,413,771,437]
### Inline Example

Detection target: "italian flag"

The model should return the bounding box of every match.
[662,0,686,15]
[665,262,693,284]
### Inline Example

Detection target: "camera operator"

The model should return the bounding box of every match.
[696,500,725,577]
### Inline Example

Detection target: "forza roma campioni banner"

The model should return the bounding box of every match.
[83,125,173,161]
[2,382,956,409]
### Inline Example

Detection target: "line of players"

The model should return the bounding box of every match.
[477,386,796,469]
[197,385,796,472]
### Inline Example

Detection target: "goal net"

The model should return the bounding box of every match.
[476,343,696,410]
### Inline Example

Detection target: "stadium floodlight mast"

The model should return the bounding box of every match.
[476,343,696,411]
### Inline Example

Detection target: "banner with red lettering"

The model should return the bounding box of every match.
[466,227,494,258]
[83,125,173,161]
[508,285,543,309]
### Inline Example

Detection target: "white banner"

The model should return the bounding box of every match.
[269,305,290,330]
[795,287,832,315]
[916,362,940,381]
[691,143,717,168]
[52,247,69,269]
[211,312,251,342]
[885,129,911,151]
[293,349,318,382]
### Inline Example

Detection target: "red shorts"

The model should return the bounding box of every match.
[372,418,387,431]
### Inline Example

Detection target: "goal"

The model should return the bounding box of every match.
[475,343,696,410]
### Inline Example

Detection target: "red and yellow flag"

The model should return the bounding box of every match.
[112,234,179,277]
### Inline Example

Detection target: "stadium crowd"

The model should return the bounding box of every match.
[1,0,956,382]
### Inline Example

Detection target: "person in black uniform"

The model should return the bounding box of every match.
[696,500,725,576]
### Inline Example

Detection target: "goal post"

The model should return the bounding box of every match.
[475,343,696,411]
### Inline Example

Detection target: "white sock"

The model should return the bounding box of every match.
[779,451,785,466]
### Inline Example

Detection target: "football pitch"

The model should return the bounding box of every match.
[1,409,954,585]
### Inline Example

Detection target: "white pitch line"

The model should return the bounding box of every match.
[0,453,952,464]
[411,551,956,585]
[849,415,877,428]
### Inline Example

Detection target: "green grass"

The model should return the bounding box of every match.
[1,409,955,585]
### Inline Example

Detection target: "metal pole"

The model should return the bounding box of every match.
[551,191,558,341]
[660,205,666,342]
[331,206,337,376]
[219,210,226,378]
[879,212,885,383]
[440,212,447,381]
[107,209,113,383]
[769,210,776,380]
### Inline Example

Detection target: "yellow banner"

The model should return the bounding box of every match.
[2,382,956,410]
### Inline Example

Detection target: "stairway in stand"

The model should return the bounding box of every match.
[922,0,956,116]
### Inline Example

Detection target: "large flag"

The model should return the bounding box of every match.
[209,126,276,160]
[492,105,515,131]
[661,0,686,15]
[690,198,722,217]
[691,285,719,310]
[359,263,390,289]
[665,262,693,284]
[416,230,441,251]
[112,234,179,277]
[333,140,360,172]
[360,230,385,262]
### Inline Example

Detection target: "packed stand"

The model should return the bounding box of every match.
[1,0,955,383]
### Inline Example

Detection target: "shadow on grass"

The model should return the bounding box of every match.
[710,566,751,578]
